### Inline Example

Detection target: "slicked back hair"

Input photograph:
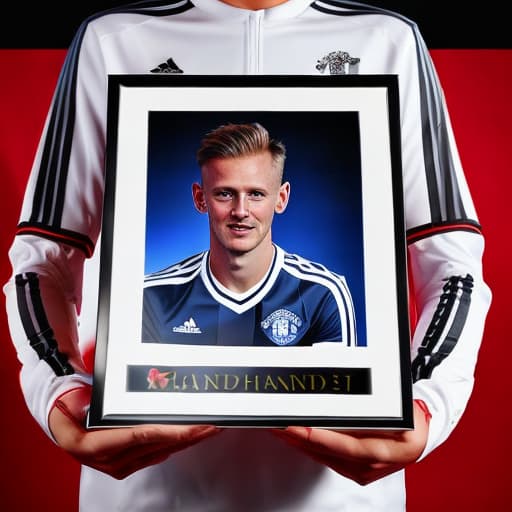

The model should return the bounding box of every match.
[196,122,286,180]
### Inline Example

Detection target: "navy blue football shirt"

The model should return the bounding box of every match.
[142,245,357,347]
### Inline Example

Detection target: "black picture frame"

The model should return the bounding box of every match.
[88,74,413,429]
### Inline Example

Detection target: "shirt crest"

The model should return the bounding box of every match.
[261,309,303,346]
[316,51,360,75]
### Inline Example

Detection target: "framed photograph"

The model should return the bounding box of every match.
[88,75,413,429]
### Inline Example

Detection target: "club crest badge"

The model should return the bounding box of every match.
[316,51,360,75]
[261,309,303,346]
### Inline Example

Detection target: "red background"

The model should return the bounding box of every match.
[0,49,510,510]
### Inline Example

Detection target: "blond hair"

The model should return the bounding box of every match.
[196,122,286,178]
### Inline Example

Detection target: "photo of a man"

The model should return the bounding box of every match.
[142,122,358,347]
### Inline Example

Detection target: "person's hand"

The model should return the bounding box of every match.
[49,387,221,480]
[270,400,430,486]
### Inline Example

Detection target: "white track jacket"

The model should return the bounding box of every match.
[4,1,492,510]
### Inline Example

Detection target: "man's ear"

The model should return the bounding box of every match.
[275,181,291,214]
[192,182,208,213]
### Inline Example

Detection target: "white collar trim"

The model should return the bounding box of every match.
[201,245,285,313]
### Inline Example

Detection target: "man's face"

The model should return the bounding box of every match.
[192,151,290,257]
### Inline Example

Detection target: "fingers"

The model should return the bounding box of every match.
[272,426,381,462]
[273,425,419,464]
[86,442,175,479]
[86,438,190,480]
[272,401,429,465]
[272,428,410,485]
[89,424,220,455]
[317,451,403,486]
[105,424,221,479]
[269,402,430,485]
[50,400,222,479]
[67,424,221,479]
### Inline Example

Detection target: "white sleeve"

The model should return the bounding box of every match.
[3,237,93,440]
[395,20,492,456]
[409,231,491,457]
[3,18,107,439]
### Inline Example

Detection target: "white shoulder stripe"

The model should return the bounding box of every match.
[144,252,204,286]
[283,254,357,346]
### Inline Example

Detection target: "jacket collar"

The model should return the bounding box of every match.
[192,0,313,20]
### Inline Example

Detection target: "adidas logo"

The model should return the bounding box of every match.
[172,317,202,334]
[150,57,184,74]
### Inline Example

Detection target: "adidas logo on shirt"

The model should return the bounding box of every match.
[172,317,202,334]
[150,57,184,74]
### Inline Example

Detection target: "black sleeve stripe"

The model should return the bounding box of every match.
[16,222,95,257]
[15,272,75,377]
[411,274,473,382]
[311,1,471,225]
[406,219,482,245]
[27,1,194,231]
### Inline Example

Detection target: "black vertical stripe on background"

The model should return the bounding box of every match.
[0,2,510,48]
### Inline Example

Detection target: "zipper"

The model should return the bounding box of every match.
[247,10,264,74]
